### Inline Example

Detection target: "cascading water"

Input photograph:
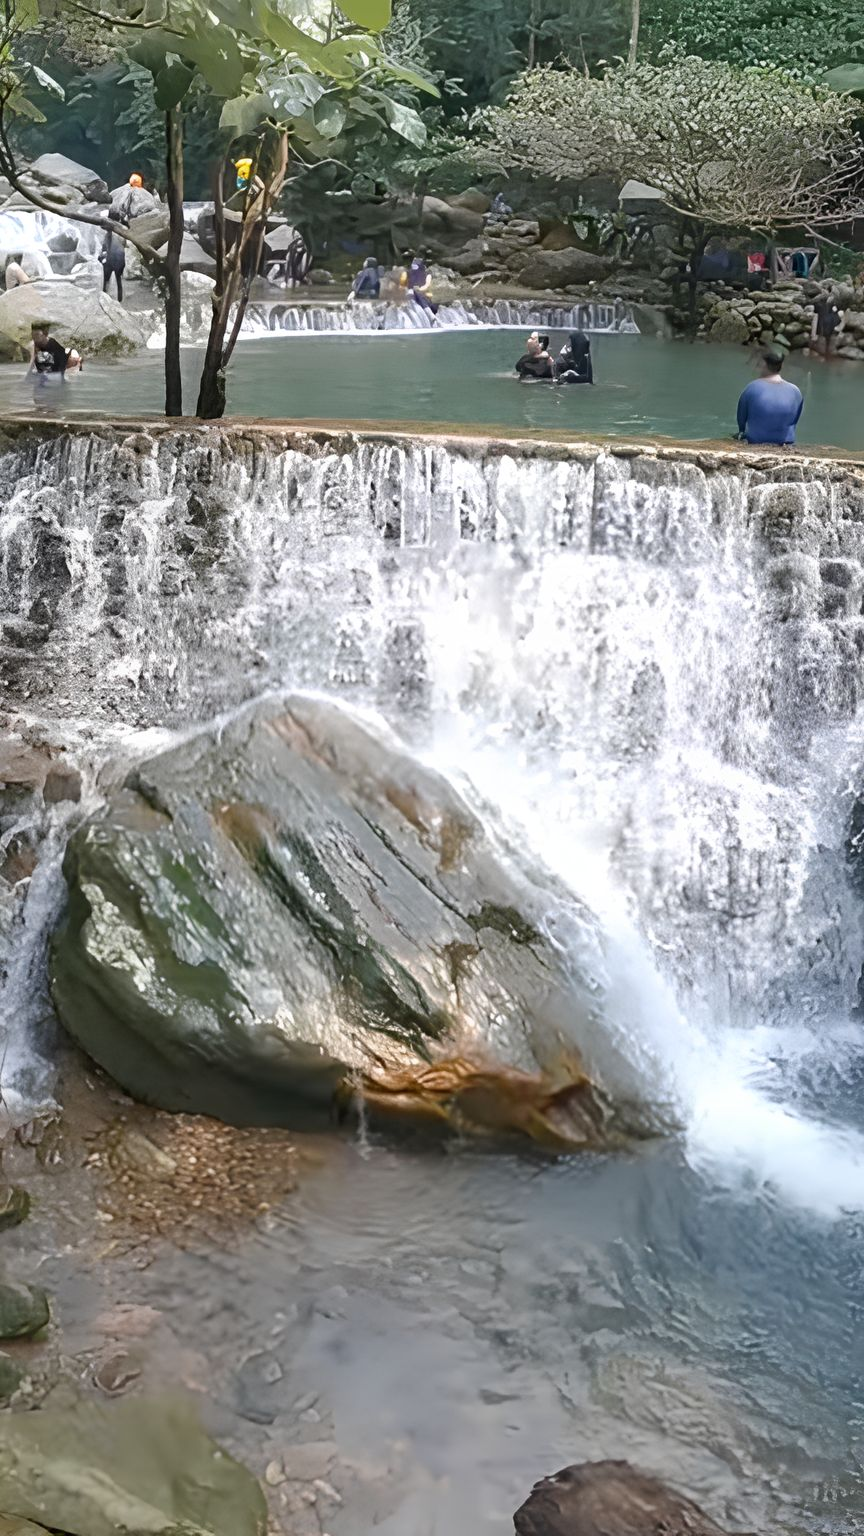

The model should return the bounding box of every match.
[0,206,102,275]
[242,296,640,335]
[0,422,862,1214]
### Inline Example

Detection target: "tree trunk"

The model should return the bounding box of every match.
[195,173,240,420]
[196,135,288,421]
[686,223,707,326]
[164,107,184,418]
[628,0,640,65]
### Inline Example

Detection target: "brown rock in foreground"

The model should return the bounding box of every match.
[514,1462,752,1536]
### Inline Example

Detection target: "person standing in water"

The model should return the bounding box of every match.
[736,348,803,445]
[810,291,845,355]
[515,333,553,380]
[556,331,593,383]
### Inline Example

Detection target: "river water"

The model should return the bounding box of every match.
[1,332,864,450]
[0,424,863,1532]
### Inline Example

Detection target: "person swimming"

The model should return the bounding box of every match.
[515,333,553,380]
[556,331,593,384]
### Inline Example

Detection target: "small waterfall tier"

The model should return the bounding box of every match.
[242,296,640,335]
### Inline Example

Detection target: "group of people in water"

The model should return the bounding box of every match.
[514,325,806,444]
[515,329,593,384]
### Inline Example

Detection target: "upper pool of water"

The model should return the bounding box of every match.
[3,331,864,451]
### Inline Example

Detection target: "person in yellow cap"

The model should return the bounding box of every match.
[234,156,253,191]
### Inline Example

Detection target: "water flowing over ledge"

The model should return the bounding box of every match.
[2,418,864,1207]
[241,296,641,334]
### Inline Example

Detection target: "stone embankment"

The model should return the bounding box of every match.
[695,277,864,359]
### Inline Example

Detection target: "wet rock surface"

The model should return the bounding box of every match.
[514,1462,748,1536]
[0,1282,48,1340]
[51,694,623,1146]
[0,1398,266,1536]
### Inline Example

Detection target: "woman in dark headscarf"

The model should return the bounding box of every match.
[556,331,593,384]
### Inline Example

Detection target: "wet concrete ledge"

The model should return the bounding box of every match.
[1,411,864,480]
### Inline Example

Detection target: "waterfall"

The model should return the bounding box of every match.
[0,207,102,275]
[241,297,640,335]
[1,422,863,1209]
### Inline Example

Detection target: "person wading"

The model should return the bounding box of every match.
[736,348,803,446]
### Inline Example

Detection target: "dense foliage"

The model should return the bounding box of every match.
[481,58,864,240]
[644,0,864,78]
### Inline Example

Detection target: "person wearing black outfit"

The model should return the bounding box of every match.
[556,330,593,383]
[810,293,845,355]
[28,325,79,403]
[351,256,381,300]
[99,231,126,302]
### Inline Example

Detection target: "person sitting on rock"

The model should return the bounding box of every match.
[515,333,553,380]
[556,330,594,384]
[4,253,30,290]
[736,347,803,446]
[99,230,126,303]
[351,256,381,301]
[401,251,438,317]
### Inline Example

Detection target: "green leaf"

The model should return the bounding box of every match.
[261,9,336,73]
[383,60,440,96]
[336,0,391,29]
[8,90,45,122]
[219,91,274,134]
[129,24,244,97]
[154,58,196,110]
[321,33,381,69]
[128,31,174,76]
[824,63,864,95]
[182,33,246,96]
[265,69,326,114]
[314,96,347,138]
[382,97,427,145]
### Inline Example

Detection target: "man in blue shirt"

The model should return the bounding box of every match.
[736,348,804,445]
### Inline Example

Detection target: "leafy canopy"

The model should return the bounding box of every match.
[644,0,864,79]
[31,0,436,153]
[480,57,864,236]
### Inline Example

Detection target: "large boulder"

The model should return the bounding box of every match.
[706,306,750,345]
[0,281,146,360]
[109,183,160,221]
[448,238,487,276]
[516,248,611,290]
[50,695,637,1147]
[514,1463,750,1536]
[28,154,108,204]
[420,194,485,241]
[126,209,170,253]
[0,1398,266,1536]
